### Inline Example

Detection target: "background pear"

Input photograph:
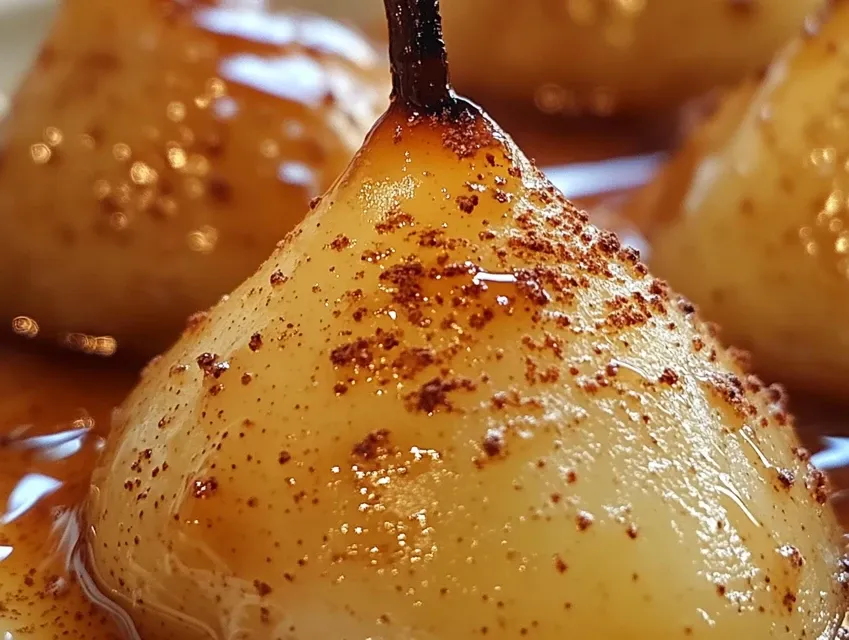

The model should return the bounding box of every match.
[85,1,849,638]
[0,0,386,357]
[638,1,849,398]
[281,0,822,113]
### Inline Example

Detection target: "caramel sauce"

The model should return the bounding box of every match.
[0,343,135,639]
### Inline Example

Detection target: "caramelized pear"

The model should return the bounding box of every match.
[86,1,848,638]
[0,0,386,357]
[640,2,849,397]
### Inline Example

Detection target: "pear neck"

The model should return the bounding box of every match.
[384,0,454,113]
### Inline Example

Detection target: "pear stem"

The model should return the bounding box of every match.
[383,0,453,112]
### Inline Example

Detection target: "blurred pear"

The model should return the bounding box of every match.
[0,0,386,357]
[641,1,849,397]
[276,0,823,113]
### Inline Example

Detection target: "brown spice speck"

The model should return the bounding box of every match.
[776,468,795,489]
[330,338,374,368]
[249,333,263,352]
[440,108,494,159]
[352,429,391,460]
[330,235,351,251]
[805,468,829,504]
[253,580,272,597]
[210,362,229,379]
[705,373,753,418]
[782,589,797,612]
[554,555,568,573]
[270,270,288,286]
[405,377,476,414]
[192,477,218,499]
[576,511,594,531]
[778,544,805,568]
[375,209,414,233]
[196,352,219,376]
[482,429,504,457]
[456,194,479,214]
[658,368,679,385]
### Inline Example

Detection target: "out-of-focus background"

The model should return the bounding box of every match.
[0,0,372,102]
[0,1,373,109]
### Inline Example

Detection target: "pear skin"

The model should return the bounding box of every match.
[0,0,386,357]
[86,1,848,637]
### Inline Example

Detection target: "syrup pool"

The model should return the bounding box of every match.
[0,343,135,639]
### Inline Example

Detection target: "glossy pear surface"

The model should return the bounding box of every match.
[0,0,386,357]
[87,102,847,638]
[642,3,849,397]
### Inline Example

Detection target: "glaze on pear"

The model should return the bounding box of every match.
[86,1,848,637]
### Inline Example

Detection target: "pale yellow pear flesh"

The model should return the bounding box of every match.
[642,3,849,397]
[85,97,848,638]
[0,0,386,357]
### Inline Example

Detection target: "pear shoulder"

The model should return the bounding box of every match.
[88,104,848,638]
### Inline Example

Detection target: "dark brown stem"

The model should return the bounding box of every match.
[383,0,454,112]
